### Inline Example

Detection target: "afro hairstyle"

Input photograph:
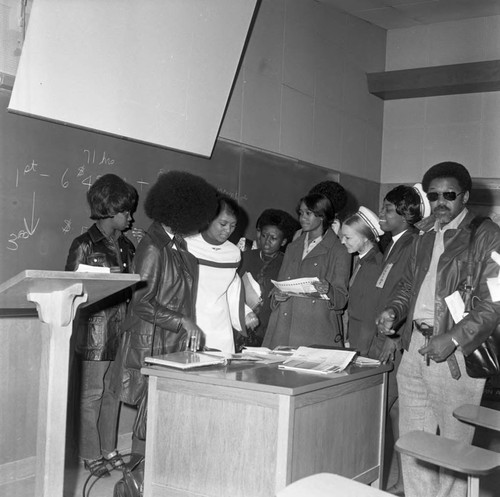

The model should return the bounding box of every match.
[144,171,218,235]
[87,174,138,220]
[422,162,472,193]
[309,180,347,214]
[385,185,422,226]
[256,208,300,242]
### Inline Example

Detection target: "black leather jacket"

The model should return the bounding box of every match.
[387,211,500,356]
[65,223,135,360]
[110,222,199,405]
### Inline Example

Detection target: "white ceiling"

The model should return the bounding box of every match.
[320,0,500,30]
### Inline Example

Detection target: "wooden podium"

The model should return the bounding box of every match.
[0,270,140,497]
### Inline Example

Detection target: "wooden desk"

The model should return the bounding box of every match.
[142,361,390,497]
[0,270,139,497]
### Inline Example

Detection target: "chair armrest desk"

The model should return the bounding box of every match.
[141,361,390,497]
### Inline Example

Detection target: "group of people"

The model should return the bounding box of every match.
[65,161,500,497]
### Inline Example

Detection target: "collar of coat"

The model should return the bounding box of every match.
[414,208,473,235]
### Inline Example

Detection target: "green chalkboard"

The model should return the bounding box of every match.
[0,90,338,284]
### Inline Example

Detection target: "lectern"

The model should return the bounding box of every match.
[0,270,140,497]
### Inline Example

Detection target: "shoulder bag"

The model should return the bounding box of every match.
[463,217,500,378]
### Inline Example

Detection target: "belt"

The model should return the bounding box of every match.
[413,320,434,337]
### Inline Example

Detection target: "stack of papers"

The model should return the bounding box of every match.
[271,277,328,300]
[145,351,228,370]
[278,346,357,375]
[241,346,294,364]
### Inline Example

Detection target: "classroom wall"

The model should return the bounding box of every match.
[220,0,387,185]
[381,15,500,185]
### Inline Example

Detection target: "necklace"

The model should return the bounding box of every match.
[260,251,278,263]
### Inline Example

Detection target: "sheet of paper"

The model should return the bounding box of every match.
[76,264,110,273]
[445,291,465,324]
[242,272,262,309]
[271,277,328,299]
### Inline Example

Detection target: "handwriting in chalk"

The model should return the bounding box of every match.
[62,219,72,234]
[217,187,248,202]
[7,192,40,251]
[16,161,50,187]
[83,148,116,167]
[99,151,115,166]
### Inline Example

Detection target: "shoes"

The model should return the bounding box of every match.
[83,457,111,478]
[104,450,125,470]
[386,485,405,496]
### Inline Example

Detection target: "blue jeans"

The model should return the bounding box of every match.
[79,360,121,461]
[397,330,485,497]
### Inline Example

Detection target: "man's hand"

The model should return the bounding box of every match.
[378,337,398,364]
[376,309,396,335]
[418,334,457,363]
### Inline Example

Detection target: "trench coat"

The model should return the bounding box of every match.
[263,229,350,348]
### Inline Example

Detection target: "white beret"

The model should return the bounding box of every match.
[357,206,384,239]
[413,182,431,218]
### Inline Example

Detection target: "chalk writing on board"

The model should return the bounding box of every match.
[16,161,51,187]
[62,219,72,234]
[83,148,116,167]
[7,192,40,251]
[217,187,248,202]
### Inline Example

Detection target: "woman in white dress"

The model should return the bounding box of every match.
[186,196,256,352]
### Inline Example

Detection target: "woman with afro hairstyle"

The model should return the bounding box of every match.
[109,170,218,449]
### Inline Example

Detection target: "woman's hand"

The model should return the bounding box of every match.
[181,317,204,352]
[375,309,396,335]
[312,279,330,295]
[245,311,259,330]
[273,291,290,302]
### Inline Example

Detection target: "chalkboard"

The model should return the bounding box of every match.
[0,91,338,284]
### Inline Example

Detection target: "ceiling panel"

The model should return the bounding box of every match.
[320,0,500,30]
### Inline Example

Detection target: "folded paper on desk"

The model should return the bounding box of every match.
[145,351,228,370]
[279,346,357,374]
[354,356,381,367]
[271,277,329,299]
[76,263,110,273]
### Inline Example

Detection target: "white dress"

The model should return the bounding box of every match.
[186,234,244,353]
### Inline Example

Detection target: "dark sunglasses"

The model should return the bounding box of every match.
[426,191,464,202]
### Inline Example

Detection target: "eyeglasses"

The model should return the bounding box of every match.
[426,191,464,202]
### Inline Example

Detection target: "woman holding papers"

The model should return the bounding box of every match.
[238,209,298,346]
[263,193,350,348]
[340,206,384,356]
[109,171,218,450]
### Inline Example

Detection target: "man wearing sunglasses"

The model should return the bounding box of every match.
[376,161,500,497]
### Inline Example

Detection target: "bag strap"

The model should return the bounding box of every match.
[464,216,488,312]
